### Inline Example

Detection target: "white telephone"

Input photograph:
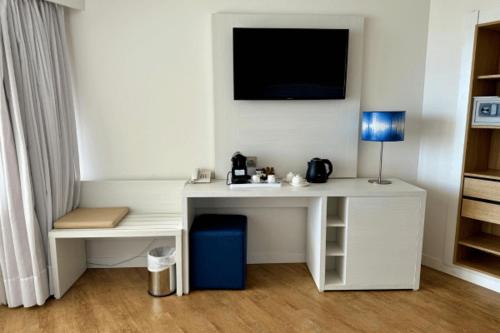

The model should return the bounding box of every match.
[191,168,212,183]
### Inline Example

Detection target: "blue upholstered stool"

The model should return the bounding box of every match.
[190,214,247,290]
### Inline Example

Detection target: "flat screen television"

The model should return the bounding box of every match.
[233,28,349,100]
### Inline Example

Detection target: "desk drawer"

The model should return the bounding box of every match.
[463,177,500,202]
[461,199,500,225]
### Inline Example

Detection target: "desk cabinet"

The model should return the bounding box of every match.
[343,197,423,290]
[183,179,426,294]
[322,195,424,291]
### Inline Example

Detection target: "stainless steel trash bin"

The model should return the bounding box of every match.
[147,247,176,297]
[148,264,176,296]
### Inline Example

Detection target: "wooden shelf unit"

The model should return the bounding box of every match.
[455,22,500,278]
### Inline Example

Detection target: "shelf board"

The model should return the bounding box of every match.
[327,216,345,227]
[456,256,500,278]
[458,233,500,256]
[325,242,344,256]
[470,124,500,129]
[324,270,343,288]
[464,169,500,181]
[477,74,500,80]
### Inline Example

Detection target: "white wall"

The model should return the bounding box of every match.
[212,13,364,179]
[66,0,430,267]
[418,0,500,291]
[64,0,500,290]
[49,0,84,10]
[68,0,430,182]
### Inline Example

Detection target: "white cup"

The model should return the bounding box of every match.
[292,174,304,186]
[251,174,261,183]
[267,175,276,183]
[286,172,295,183]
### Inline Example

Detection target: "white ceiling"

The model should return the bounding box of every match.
[46,0,84,10]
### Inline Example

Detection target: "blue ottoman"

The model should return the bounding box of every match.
[190,214,247,290]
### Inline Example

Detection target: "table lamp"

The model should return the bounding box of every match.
[361,111,406,185]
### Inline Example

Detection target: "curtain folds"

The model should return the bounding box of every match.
[0,0,80,307]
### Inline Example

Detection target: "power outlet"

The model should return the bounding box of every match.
[246,156,257,175]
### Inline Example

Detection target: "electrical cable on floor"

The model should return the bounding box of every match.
[86,239,157,267]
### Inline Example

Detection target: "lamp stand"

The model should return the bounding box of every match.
[368,141,392,185]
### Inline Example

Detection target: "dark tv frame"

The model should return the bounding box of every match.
[232,27,349,101]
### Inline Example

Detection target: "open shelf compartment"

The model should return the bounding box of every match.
[326,241,344,256]
[457,218,500,255]
[455,218,500,278]
[326,227,345,256]
[458,233,500,256]
[324,256,345,288]
[464,129,500,174]
[456,246,500,278]
[326,197,347,227]
[469,25,500,98]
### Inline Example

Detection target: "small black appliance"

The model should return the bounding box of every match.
[306,158,333,183]
[230,152,250,184]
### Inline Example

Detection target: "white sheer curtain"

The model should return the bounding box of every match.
[0,0,80,307]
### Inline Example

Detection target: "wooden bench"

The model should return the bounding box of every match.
[49,180,185,298]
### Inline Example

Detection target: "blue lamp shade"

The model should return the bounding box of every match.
[361,111,406,142]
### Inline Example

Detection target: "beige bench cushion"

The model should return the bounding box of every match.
[54,207,129,229]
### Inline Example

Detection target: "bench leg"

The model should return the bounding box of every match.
[175,232,183,296]
[183,197,193,295]
[50,237,87,299]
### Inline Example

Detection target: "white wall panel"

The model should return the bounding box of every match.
[67,0,430,265]
[212,13,364,178]
[68,0,430,182]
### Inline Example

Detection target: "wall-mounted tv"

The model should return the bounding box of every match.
[233,28,349,100]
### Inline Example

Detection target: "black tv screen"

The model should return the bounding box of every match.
[233,28,349,100]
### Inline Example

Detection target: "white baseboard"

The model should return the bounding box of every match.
[87,256,148,268]
[88,253,499,292]
[87,252,306,269]
[247,252,305,264]
[421,254,443,269]
[422,254,500,293]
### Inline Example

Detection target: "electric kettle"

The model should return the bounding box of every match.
[306,158,333,183]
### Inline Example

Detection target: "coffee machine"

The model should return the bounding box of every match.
[230,152,250,184]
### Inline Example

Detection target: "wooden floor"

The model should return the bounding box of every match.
[0,265,499,332]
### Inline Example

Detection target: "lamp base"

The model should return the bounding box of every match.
[368,179,392,185]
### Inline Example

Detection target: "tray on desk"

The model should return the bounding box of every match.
[229,181,282,189]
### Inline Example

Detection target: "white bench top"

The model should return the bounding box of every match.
[49,213,182,239]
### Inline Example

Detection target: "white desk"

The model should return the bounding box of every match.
[182,178,426,293]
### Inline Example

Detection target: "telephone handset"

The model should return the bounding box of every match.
[191,168,212,183]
